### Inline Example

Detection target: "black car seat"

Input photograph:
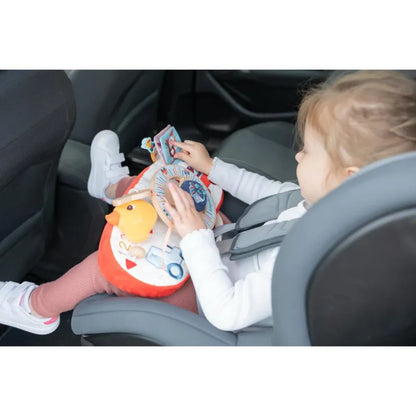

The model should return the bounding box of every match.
[66,70,165,155]
[33,71,165,280]
[71,151,416,346]
[0,70,75,283]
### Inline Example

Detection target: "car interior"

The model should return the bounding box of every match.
[1,69,416,346]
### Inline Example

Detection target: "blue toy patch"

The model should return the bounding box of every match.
[180,180,207,212]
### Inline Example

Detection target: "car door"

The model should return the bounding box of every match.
[192,70,331,139]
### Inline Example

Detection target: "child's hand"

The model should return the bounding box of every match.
[170,140,214,176]
[164,182,207,238]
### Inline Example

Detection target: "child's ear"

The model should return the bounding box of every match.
[346,166,360,176]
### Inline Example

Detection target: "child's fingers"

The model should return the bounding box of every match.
[169,139,182,148]
[178,190,194,211]
[169,182,193,211]
[177,187,195,210]
[182,190,196,207]
[170,180,197,209]
[173,151,191,162]
[168,183,188,212]
[170,140,193,150]
[164,201,180,223]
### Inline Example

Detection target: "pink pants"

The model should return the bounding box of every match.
[30,177,199,317]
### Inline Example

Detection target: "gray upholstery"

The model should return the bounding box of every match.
[71,294,273,346]
[213,120,298,221]
[230,220,299,260]
[0,71,75,283]
[272,151,416,345]
[71,151,416,346]
[214,120,298,181]
[236,189,302,230]
[227,190,302,260]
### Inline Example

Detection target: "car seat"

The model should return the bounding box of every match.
[66,70,165,155]
[213,120,299,221]
[0,70,75,283]
[214,120,298,181]
[33,71,165,280]
[71,151,416,346]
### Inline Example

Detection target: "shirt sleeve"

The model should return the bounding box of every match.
[180,228,272,331]
[208,157,299,205]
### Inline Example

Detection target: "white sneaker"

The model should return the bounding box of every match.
[87,130,130,204]
[0,281,60,335]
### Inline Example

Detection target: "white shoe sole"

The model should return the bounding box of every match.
[1,314,60,335]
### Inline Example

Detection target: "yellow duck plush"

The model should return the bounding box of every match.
[105,200,158,243]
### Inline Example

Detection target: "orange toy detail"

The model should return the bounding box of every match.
[98,161,224,298]
[105,199,157,243]
[98,168,190,297]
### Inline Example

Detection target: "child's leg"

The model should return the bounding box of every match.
[218,211,232,224]
[29,251,130,318]
[105,176,138,200]
[0,251,197,335]
[115,176,137,197]
[30,251,198,318]
[157,279,198,314]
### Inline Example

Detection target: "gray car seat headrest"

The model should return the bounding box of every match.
[272,151,416,345]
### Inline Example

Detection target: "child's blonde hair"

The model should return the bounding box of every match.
[296,70,416,170]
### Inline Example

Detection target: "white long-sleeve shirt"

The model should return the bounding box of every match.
[179,157,307,332]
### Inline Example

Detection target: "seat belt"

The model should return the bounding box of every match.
[215,189,303,260]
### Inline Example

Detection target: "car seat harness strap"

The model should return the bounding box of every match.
[215,189,302,260]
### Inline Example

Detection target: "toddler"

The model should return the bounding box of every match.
[1,70,416,335]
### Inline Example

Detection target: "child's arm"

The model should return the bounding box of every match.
[165,183,272,331]
[208,157,299,205]
[180,229,273,331]
[171,140,298,205]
